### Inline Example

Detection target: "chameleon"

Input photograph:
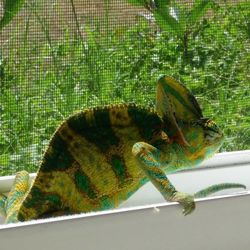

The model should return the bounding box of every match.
[0,75,245,224]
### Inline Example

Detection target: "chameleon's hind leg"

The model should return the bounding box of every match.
[0,193,7,217]
[5,171,30,223]
[132,142,195,215]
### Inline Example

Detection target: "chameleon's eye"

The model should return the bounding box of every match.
[204,119,220,133]
[201,118,223,143]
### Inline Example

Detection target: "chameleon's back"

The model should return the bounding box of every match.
[17,104,163,221]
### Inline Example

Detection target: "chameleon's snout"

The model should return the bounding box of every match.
[193,118,224,156]
[206,129,224,144]
[199,118,223,142]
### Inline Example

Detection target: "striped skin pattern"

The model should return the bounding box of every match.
[0,194,7,216]
[0,76,245,223]
[4,171,30,223]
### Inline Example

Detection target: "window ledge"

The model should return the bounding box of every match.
[0,150,250,250]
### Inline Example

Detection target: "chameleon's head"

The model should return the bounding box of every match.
[155,75,224,159]
[194,118,224,157]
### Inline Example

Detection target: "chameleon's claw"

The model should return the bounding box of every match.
[172,192,195,215]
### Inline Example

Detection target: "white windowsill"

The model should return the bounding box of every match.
[0,150,250,250]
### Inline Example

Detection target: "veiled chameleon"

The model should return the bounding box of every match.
[0,75,245,223]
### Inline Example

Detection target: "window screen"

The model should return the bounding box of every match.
[0,0,249,175]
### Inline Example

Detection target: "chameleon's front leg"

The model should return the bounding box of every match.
[132,142,195,215]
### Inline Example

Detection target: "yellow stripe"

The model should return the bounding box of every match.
[85,109,96,126]
[58,123,119,195]
[111,126,144,180]
[36,171,100,212]
[109,106,132,127]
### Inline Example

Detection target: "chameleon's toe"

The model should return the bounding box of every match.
[172,192,195,216]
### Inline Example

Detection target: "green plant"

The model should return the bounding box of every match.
[0,0,26,30]
[128,0,216,62]
[0,1,248,176]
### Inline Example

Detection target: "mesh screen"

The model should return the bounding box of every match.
[0,0,249,175]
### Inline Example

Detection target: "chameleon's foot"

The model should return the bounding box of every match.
[171,192,195,215]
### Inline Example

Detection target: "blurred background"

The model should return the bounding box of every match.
[0,0,249,175]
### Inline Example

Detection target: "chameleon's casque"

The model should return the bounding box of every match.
[0,76,245,223]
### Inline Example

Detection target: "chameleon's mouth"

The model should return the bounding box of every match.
[205,130,224,151]
[205,130,223,142]
[203,132,224,159]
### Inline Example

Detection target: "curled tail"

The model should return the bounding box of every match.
[194,183,246,198]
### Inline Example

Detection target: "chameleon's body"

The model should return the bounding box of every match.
[0,76,245,224]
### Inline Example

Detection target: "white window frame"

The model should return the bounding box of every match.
[0,150,250,249]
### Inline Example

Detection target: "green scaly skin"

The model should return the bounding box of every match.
[0,76,245,223]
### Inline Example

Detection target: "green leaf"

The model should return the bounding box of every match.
[169,6,186,32]
[0,0,26,30]
[153,6,184,37]
[187,0,214,25]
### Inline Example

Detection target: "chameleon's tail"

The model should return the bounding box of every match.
[194,183,246,198]
[0,193,7,217]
